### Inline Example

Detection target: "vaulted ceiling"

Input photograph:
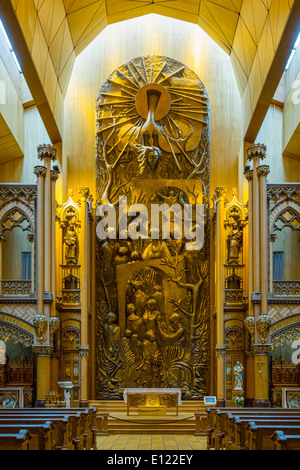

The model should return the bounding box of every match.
[2,0,300,144]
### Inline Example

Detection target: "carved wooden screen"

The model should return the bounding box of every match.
[95,56,210,400]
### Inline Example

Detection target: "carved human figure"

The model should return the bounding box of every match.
[142,330,159,362]
[126,303,143,336]
[142,298,161,335]
[64,223,78,264]
[152,285,164,313]
[101,228,118,280]
[130,280,148,316]
[227,223,242,264]
[103,312,121,356]
[233,361,244,391]
[131,144,161,179]
[114,246,130,265]
[142,229,171,260]
[159,312,186,345]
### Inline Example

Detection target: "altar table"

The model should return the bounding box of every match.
[123,388,182,416]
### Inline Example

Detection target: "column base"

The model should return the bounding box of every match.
[253,399,271,408]
[244,398,254,408]
[216,399,226,407]
[80,400,89,408]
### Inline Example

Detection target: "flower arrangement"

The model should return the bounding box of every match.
[233,395,244,408]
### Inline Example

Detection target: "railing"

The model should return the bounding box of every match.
[273,281,300,297]
[0,280,32,297]
[225,289,244,304]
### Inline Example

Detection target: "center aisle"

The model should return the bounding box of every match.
[97,434,206,450]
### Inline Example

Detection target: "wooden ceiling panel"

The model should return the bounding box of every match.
[6,0,298,144]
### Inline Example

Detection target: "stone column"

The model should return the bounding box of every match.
[34,145,57,405]
[78,187,90,407]
[257,165,270,317]
[247,144,270,407]
[244,169,253,316]
[244,169,255,405]
[28,234,35,294]
[37,145,57,302]
[214,187,227,407]
[247,145,264,320]
[33,166,47,315]
[50,170,60,392]
[269,234,277,294]
[255,164,271,407]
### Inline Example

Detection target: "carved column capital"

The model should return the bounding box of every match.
[34,166,47,178]
[27,234,35,243]
[32,345,52,356]
[270,233,277,243]
[256,314,271,344]
[33,314,47,344]
[213,186,227,202]
[49,316,60,335]
[251,343,272,356]
[78,187,90,201]
[244,169,253,182]
[215,345,227,357]
[247,143,267,161]
[257,165,270,178]
[37,144,57,162]
[79,345,90,357]
[51,169,60,183]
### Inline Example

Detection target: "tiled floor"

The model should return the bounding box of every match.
[97,434,206,450]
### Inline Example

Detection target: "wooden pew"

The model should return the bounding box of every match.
[0,429,32,450]
[208,408,300,450]
[0,408,97,450]
[206,407,245,449]
[225,414,300,450]
[0,422,55,450]
[0,415,73,450]
[245,423,300,450]
[272,430,300,450]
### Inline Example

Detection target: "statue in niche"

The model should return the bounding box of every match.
[233,361,244,391]
[227,222,243,264]
[64,223,78,264]
[95,56,211,400]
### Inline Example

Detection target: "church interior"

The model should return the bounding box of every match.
[0,0,299,452]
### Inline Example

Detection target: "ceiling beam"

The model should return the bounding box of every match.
[0,0,62,144]
[245,0,300,143]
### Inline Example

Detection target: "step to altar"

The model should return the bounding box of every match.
[89,400,207,435]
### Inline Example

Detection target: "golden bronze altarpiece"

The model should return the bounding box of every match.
[95,56,210,400]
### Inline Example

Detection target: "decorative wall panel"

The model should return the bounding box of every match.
[95,56,210,400]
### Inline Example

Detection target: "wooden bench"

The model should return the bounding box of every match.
[245,423,300,450]
[0,429,32,450]
[272,430,300,450]
[0,415,73,450]
[0,422,55,450]
[0,407,97,450]
[207,408,300,450]
[225,415,300,450]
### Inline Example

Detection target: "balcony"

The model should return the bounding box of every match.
[273,281,300,297]
[0,280,33,298]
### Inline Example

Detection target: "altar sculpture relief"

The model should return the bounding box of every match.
[95,56,210,399]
